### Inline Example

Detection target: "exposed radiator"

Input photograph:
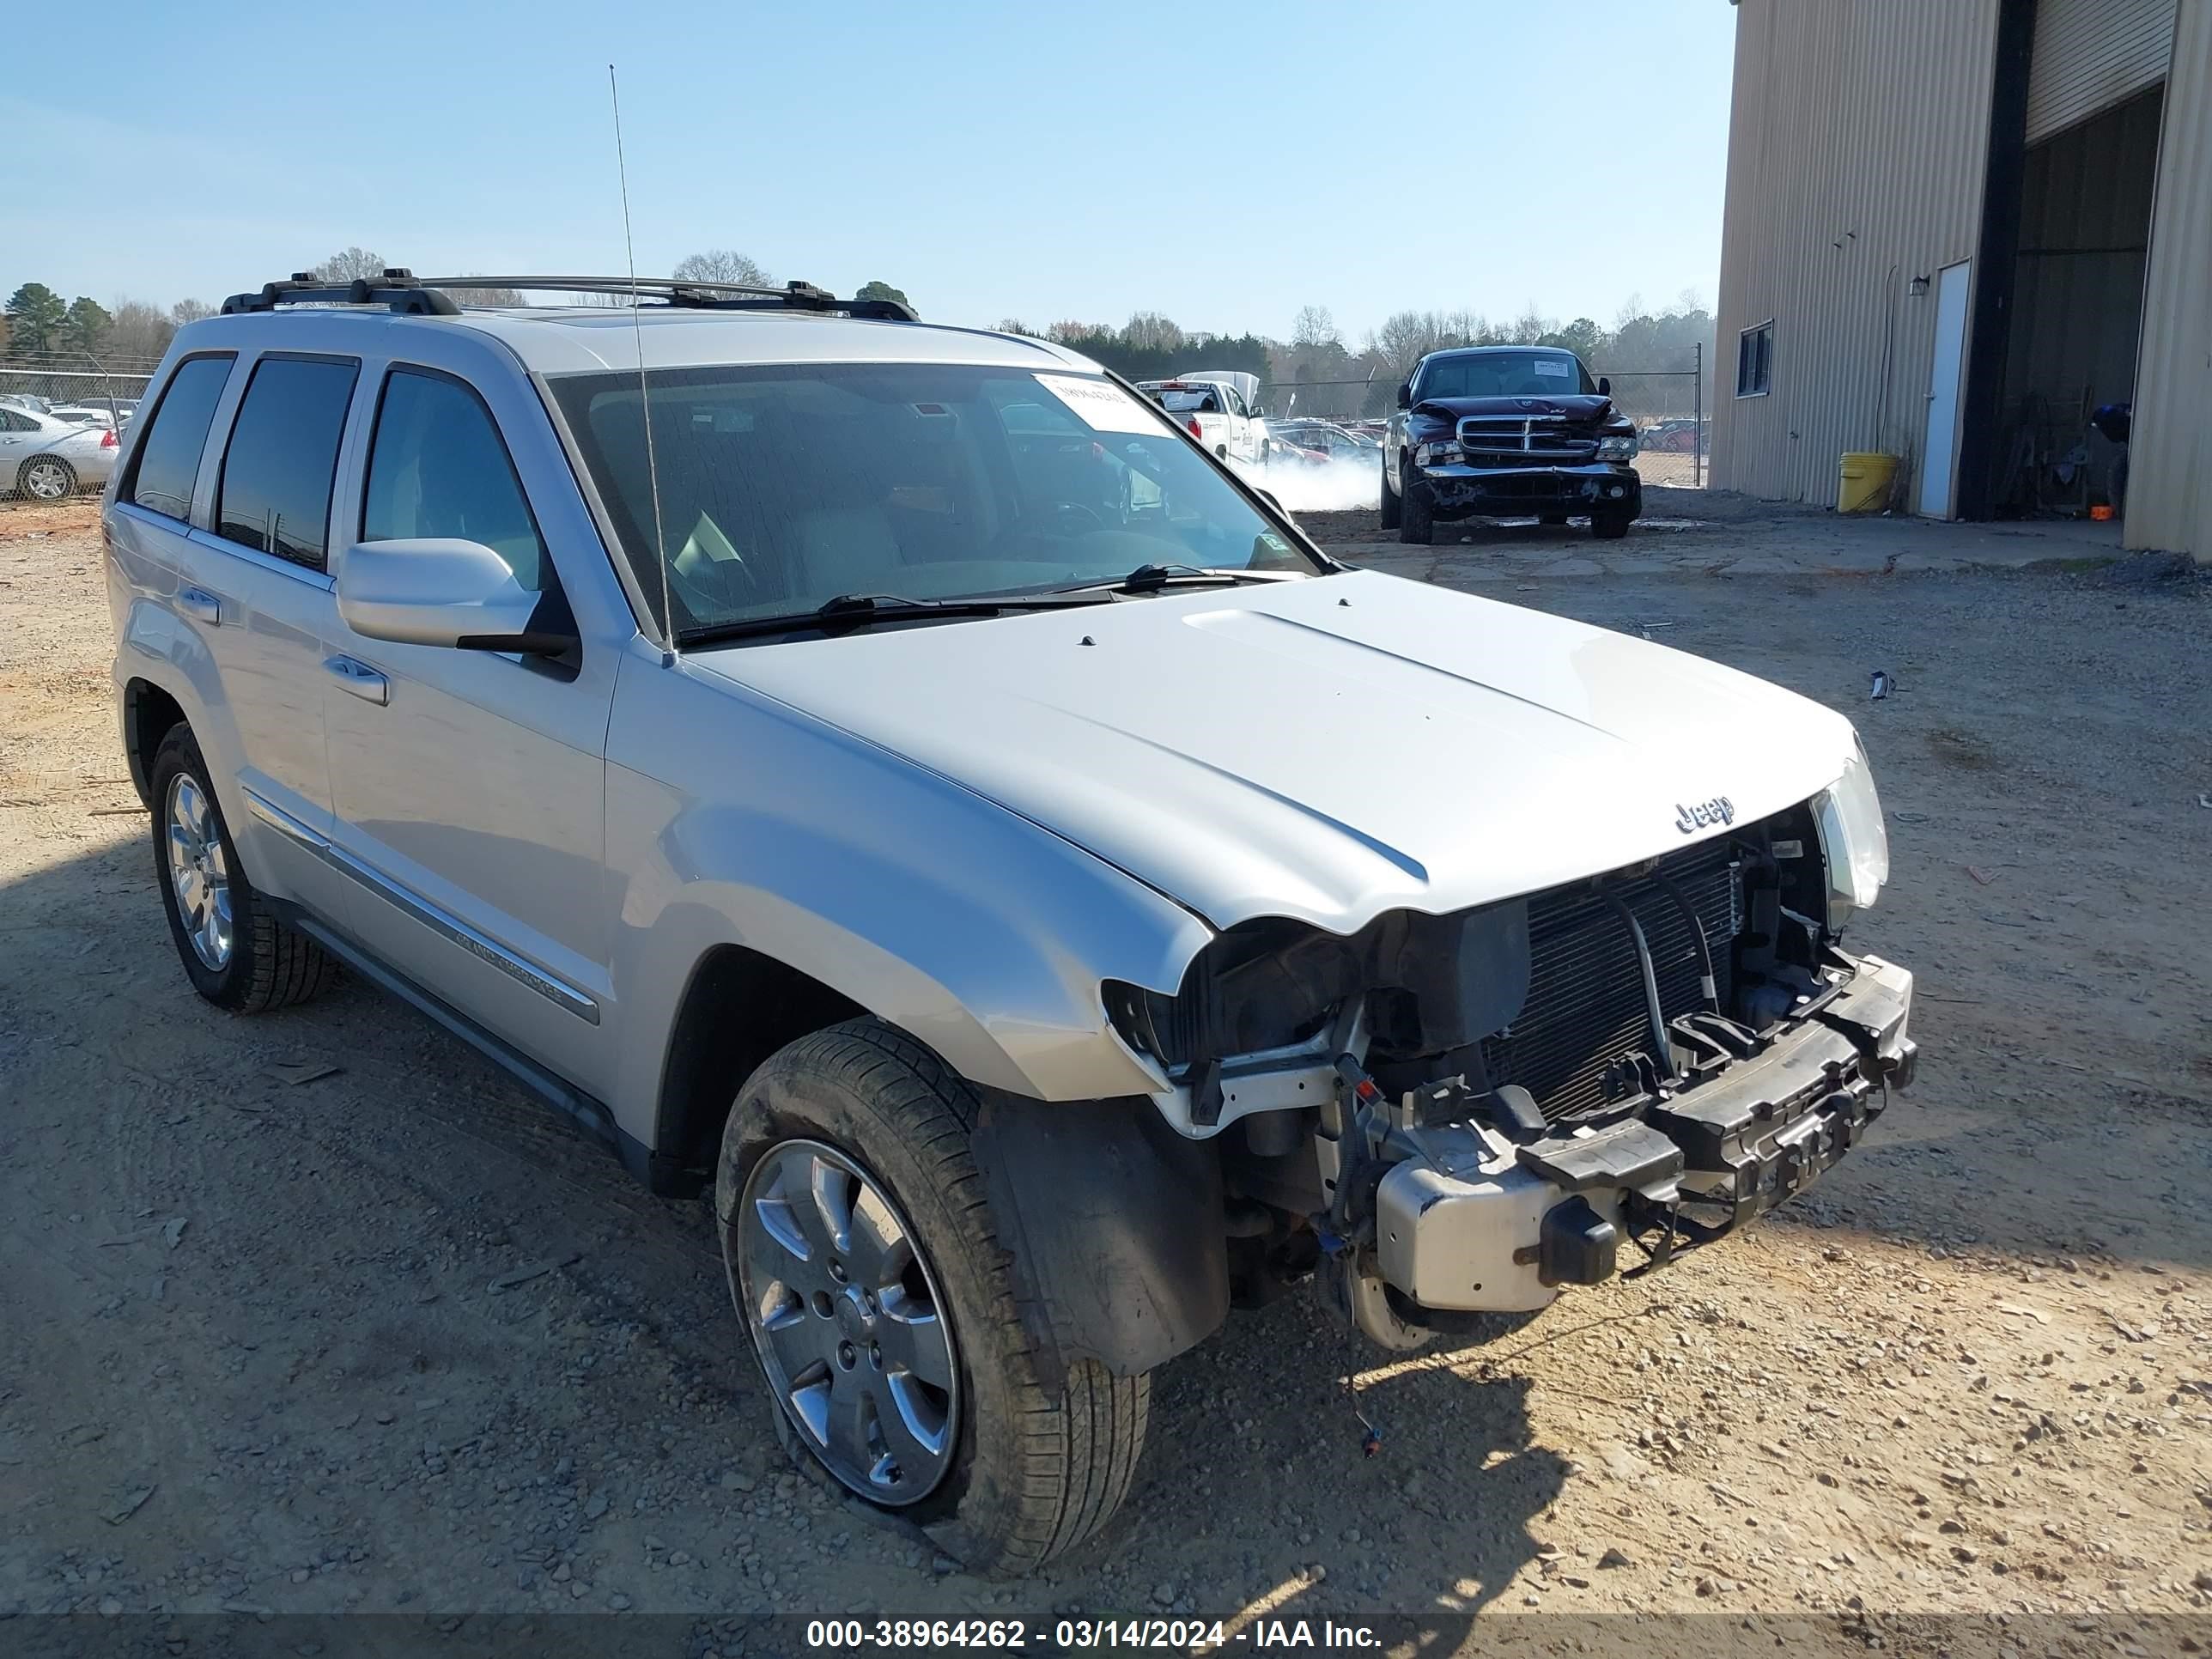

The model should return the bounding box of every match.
[1481,838,1744,1121]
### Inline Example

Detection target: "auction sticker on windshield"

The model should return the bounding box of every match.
[1533,359,1571,377]
[1034,374,1162,434]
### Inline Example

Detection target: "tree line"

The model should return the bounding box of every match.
[7,245,1707,420]
[0,248,914,368]
[1000,294,1717,420]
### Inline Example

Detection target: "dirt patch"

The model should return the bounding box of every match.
[1925,728,2002,773]
[3,516,2211,1639]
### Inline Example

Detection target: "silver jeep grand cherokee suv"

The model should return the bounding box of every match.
[104,270,1916,1574]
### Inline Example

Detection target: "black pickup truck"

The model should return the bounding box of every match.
[1380,345,1642,543]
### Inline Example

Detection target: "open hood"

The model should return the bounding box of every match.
[691,569,1860,938]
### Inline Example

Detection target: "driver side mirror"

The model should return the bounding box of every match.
[1395,381,1412,410]
[337,539,573,655]
[1598,375,1612,396]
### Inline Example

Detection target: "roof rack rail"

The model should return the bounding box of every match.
[415,276,920,323]
[218,269,919,324]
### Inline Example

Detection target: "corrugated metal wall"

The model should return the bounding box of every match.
[1711,1,2001,508]
[2026,0,2176,141]
[2125,0,2210,558]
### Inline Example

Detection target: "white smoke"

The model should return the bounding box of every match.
[1228,452,1382,514]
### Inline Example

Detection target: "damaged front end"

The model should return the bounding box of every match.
[1104,794,1916,1349]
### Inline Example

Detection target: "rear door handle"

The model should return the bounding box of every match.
[178,586,222,625]
[324,655,388,705]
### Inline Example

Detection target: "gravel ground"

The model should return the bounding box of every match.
[3,499,2210,1650]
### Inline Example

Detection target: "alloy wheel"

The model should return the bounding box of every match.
[165,773,234,969]
[736,1139,961,1504]
[23,461,70,501]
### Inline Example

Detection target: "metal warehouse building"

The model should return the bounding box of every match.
[1711,0,2210,558]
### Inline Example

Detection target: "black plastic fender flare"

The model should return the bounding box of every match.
[969,1092,1230,1389]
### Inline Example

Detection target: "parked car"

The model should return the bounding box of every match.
[1134,374,1267,465]
[1381,345,1642,541]
[49,404,124,429]
[1,404,119,498]
[0,392,54,415]
[1641,417,1706,453]
[1267,418,1378,460]
[106,271,1914,1575]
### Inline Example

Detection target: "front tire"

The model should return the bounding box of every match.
[1377,454,1401,529]
[18,456,76,501]
[1399,463,1435,544]
[149,726,337,1012]
[719,1020,1149,1576]
[1592,512,1632,540]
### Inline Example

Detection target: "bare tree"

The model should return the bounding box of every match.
[1122,311,1184,353]
[309,247,390,283]
[1291,305,1340,349]
[453,277,526,307]
[672,250,770,288]
[105,300,176,362]
[171,299,216,325]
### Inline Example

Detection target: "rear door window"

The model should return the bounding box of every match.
[216,356,359,570]
[361,368,546,591]
[124,354,234,521]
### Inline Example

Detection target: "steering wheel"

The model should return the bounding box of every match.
[1050,501,1107,537]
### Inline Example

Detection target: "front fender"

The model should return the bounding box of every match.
[605,648,1213,1149]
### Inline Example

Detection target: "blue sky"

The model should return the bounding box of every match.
[9,0,1737,342]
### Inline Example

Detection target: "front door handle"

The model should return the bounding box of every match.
[324,655,388,706]
[178,586,222,625]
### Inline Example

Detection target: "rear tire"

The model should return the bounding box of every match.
[718,1019,1149,1576]
[1399,464,1435,545]
[149,726,337,1012]
[1377,455,1401,529]
[18,456,76,501]
[1591,512,1632,541]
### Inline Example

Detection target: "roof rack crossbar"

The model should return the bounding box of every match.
[221,268,461,317]
[219,270,918,324]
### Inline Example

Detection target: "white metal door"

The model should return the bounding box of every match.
[1920,260,1972,518]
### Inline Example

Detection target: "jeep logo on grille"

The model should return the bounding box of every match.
[1674,796,1735,834]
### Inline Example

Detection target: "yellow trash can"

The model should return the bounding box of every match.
[1838,452,1899,514]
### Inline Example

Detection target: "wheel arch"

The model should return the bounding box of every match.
[123,676,188,809]
[646,942,866,1196]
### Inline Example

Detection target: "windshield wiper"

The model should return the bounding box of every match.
[1075,562,1289,595]
[676,590,1113,647]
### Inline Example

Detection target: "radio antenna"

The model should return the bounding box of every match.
[610,63,675,659]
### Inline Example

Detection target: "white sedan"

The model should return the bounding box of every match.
[0,404,119,499]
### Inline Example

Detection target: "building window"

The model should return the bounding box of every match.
[1736,320,1774,398]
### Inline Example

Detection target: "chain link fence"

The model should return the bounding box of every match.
[0,358,160,503]
[1259,346,1707,490]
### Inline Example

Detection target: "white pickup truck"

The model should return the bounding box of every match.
[1137,370,1267,465]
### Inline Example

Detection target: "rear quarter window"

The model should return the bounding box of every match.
[216,356,360,570]
[124,355,234,522]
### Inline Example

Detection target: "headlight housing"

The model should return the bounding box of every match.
[1814,738,1889,930]
[1597,431,1638,460]
[1413,441,1463,468]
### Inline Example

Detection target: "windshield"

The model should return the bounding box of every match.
[1153,385,1225,414]
[1416,350,1595,399]
[552,363,1320,635]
